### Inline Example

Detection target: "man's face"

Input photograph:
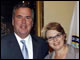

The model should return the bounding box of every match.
[12,8,33,38]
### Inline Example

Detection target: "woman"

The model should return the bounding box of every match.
[41,22,79,59]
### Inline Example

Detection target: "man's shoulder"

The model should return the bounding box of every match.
[1,33,14,49]
[1,33,15,41]
[31,35,46,42]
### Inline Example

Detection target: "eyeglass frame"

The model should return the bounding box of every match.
[46,33,63,40]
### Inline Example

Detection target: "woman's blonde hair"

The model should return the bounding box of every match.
[41,22,66,44]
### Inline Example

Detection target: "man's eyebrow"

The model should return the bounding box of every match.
[16,15,22,17]
[26,16,32,18]
[26,16,31,17]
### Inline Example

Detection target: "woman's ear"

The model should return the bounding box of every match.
[63,34,66,39]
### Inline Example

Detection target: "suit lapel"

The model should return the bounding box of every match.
[32,36,39,59]
[9,34,23,59]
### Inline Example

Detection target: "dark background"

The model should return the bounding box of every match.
[1,1,21,22]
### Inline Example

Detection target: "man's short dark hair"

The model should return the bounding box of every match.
[12,3,34,20]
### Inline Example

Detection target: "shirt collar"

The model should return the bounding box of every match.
[14,32,31,43]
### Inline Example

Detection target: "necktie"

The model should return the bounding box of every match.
[21,40,29,59]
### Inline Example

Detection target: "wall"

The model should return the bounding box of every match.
[44,1,76,38]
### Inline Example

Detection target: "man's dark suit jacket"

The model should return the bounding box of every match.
[1,33,48,59]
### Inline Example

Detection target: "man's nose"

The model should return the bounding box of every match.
[22,18,26,24]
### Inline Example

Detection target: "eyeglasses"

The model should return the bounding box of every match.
[47,33,62,40]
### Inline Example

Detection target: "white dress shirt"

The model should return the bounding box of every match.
[14,33,33,59]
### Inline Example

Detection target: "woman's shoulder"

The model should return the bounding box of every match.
[67,44,79,51]
[67,44,79,59]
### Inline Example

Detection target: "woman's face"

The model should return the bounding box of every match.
[46,30,65,51]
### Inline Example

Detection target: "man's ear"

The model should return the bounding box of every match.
[12,18,14,26]
[32,22,33,27]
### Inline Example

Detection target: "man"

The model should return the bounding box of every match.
[1,3,48,59]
